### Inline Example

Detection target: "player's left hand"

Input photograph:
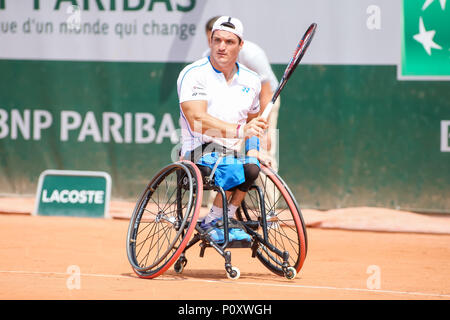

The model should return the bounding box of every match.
[258,154,272,168]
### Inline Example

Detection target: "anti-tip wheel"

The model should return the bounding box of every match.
[226,266,240,280]
[174,257,187,274]
[284,267,297,280]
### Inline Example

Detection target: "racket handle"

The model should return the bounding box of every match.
[261,101,274,120]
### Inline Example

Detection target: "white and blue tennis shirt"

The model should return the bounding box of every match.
[177,57,261,156]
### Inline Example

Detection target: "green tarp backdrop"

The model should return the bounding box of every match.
[0,0,449,213]
[1,60,449,213]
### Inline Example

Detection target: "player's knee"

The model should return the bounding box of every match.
[244,163,260,183]
[236,164,260,192]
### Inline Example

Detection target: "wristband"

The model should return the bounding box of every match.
[245,136,260,152]
[236,124,244,139]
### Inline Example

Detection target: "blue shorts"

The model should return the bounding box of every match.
[196,152,260,191]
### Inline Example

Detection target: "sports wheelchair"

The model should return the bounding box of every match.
[126,145,308,280]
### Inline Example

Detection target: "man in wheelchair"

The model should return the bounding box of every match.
[177,16,269,244]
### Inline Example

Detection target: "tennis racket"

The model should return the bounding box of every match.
[261,23,317,120]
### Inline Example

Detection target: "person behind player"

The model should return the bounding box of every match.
[177,16,267,243]
[203,16,281,172]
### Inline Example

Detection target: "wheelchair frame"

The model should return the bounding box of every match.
[126,159,308,280]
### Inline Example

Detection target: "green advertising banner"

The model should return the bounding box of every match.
[1,1,449,214]
[401,0,450,80]
[34,170,111,218]
[1,60,448,213]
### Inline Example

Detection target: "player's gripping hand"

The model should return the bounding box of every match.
[244,117,268,138]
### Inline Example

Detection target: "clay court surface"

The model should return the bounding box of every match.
[0,198,449,300]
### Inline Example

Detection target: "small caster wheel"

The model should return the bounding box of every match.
[226,266,240,280]
[284,267,297,280]
[174,257,187,274]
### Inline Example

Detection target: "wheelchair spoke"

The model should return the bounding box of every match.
[140,222,161,268]
[136,221,166,256]
[139,221,172,268]
[147,222,168,267]
[159,174,179,214]
[268,224,299,258]
[135,221,157,259]
[137,222,159,266]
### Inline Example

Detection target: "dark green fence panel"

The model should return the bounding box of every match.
[1,60,449,212]
[274,65,450,213]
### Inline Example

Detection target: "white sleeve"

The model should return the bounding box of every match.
[177,69,209,103]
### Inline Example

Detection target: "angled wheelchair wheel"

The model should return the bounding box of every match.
[126,160,203,279]
[237,164,307,277]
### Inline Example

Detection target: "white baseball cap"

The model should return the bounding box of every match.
[211,16,244,40]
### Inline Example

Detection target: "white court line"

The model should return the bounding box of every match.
[219,280,450,299]
[1,270,449,299]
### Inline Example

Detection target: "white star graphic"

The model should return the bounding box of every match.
[413,17,442,55]
[422,0,447,10]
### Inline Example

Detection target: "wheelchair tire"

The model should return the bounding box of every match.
[238,164,308,277]
[126,160,203,279]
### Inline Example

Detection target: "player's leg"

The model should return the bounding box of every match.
[203,190,232,223]
[203,162,260,220]
[200,163,260,242]
[226,163,260,241]
[200,190,232,243]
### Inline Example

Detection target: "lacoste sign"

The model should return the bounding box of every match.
[400,0,450,80]
[34,170,112,218]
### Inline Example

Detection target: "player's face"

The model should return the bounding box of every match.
[210,30,242,69]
